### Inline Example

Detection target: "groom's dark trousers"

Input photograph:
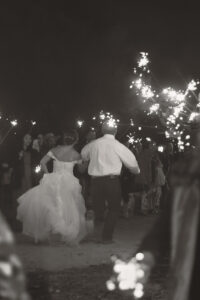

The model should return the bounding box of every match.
[90,175,121,241]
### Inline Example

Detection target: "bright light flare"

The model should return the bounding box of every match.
[149,103,160,114]
[10,119,18,127]
[130,119,134,127]
[77,120,84,128]
[127,134,134,145]
[138,52,149,70]
[189,112,200,122]
[186,79,199,92]
[107,118,117,128]
[158,146,164,152]
[106,253,145,298]
[141,85,155,99]
[35,165,41,173]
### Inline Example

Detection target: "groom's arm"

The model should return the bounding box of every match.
[81,144,91,162]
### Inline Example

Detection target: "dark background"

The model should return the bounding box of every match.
[0,0,200,130]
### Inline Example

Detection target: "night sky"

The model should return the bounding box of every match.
[1,1,200,128]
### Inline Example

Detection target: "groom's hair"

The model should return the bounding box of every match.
[101,121,117,136]
[62,130,79,145]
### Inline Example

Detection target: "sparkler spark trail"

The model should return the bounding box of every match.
[127,134,134,145]
[137,52,150,71]
[130,52,200,149]
[107,118,117,128]
[35,165,41,173]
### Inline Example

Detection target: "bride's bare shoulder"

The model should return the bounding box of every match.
[72,149,81,161]
[50,146,60,155]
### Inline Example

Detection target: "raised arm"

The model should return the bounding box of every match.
[40,152,52,174]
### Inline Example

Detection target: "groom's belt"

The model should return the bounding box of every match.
[91,174,119,179]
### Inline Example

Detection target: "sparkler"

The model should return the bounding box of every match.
[158,146,164,153]
[130,119,134,127]
[137,52,150,71]
[130,52,200,150]
[35,165,41,174]
[127,134,135,145]
[10,119,18,127]
[107,118,117,128]
[189,112,200,122]
[93,111,120,129]
[77,120,84,128]
[0,119,18,145]
[106,253,146,299]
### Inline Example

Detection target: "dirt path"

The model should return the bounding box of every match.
[16,216,157,271]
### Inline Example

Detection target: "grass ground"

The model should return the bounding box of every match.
[27,260,168,300]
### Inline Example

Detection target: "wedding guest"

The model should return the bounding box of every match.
[81,120,140,243]
[159,141,177,209]
[0,211,30,299]
[42,133,57,173]
[112,125,200,300]
[32,134,44,156]
[151,153,166,214]
[0,163,14,226]
[81,130,97,209]
[14,133,38,194]
[134,141,153,215]
[120,142,136,218]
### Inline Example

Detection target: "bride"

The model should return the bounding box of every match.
[17,130,87,245]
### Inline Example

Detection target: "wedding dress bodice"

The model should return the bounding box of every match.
[47,151,76,174]
[53,160,76,174]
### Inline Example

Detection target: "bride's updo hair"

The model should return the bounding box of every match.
[62,129,79,145]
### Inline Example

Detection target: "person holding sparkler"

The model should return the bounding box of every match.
[81,119,140,244]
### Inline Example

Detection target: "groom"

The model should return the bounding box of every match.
[81,120,140,243]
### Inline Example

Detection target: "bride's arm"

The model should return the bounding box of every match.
[40,154,51,174]
[74,152,88,173]
[77,160,89,173]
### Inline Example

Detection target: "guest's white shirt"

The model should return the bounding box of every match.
[81,134,140,176]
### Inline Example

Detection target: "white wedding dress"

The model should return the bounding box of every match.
[17,151,87,244]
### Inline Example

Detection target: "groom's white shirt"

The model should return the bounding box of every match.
[81,134,140,176]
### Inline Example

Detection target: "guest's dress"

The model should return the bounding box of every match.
[17,151,87,244]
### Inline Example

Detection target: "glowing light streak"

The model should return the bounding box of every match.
[158,146,164,152]
[138,52,150,70]
[189,112,200,122]
[149,103,160,114]
[10,119,18,127]
[130,119,134,127]
[77,120,84,128]
[107,118,117,128]
[35,165,41,173]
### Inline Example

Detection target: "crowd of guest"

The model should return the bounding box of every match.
[0,127,178,232]
[121,139,176,218]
